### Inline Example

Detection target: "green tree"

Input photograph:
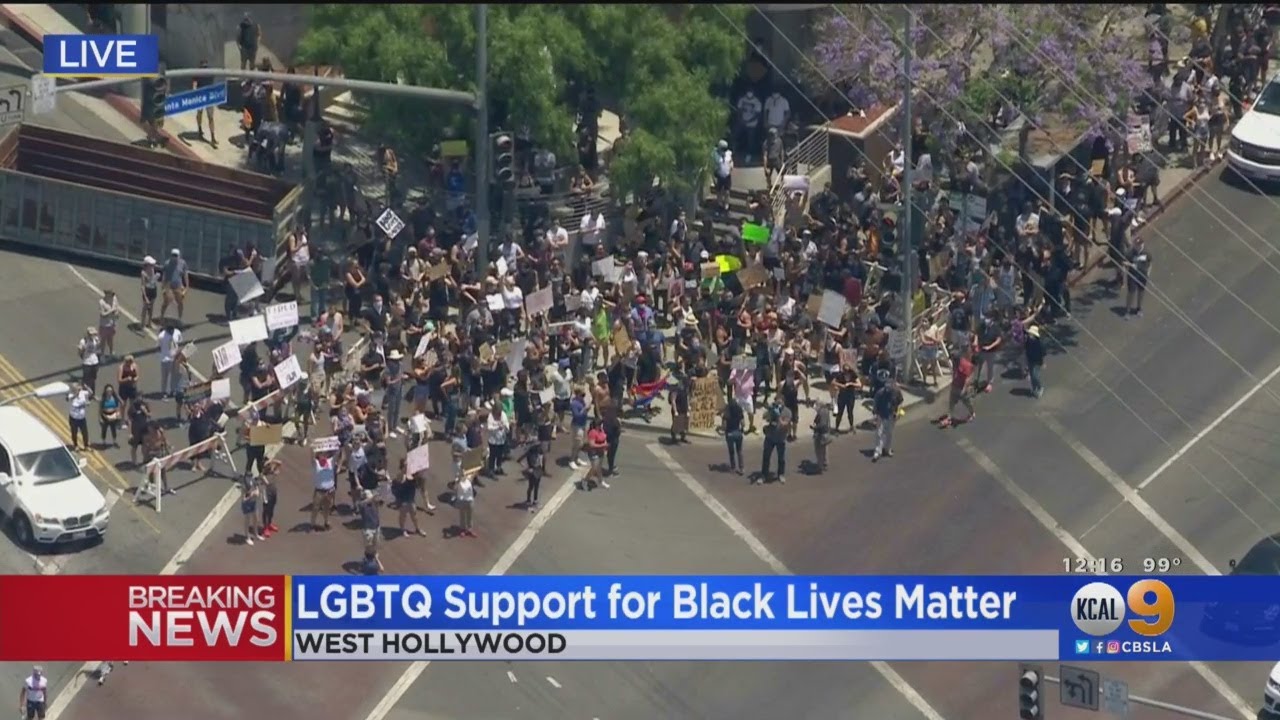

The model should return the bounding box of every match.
[297,4,747,200]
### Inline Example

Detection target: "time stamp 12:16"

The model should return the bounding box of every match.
[1064,557,1184,574]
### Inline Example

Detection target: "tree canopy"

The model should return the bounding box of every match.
[297,4,750,200]
[809,5,1151,136]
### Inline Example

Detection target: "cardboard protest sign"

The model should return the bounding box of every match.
[525,286,554,317]
[700,262,721,279]
[737,264,768,289]
[249,423,284,446]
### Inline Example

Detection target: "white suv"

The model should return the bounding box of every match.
[1227,73,1280,181]
[0,407,110,545]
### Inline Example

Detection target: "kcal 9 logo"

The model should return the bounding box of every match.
[1070,580,1175,637]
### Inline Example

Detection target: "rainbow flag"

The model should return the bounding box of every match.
[631,376,670,408]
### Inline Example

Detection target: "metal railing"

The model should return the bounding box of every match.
[770,126,831,224]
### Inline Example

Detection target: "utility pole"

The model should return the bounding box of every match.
[119,4,149,104]
[899,7,916,383]
[474,4,491,272]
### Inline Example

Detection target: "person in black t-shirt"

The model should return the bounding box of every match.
[721,396,745,475]
[668,374,691,443]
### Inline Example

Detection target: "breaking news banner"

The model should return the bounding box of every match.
[0,576,1277,662]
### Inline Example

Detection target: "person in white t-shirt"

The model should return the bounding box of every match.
[763,90,790,133]
[21,666,47,720]
[78,326,101,397]
[547,219,570,257]
[500,275,525,338]
[157,323,183,398]
[735,90,763,160]
[579,212,605,247]
[67,382,91,451]
[713,140,734,211]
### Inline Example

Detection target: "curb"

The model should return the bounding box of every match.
[0,7,203,163]
[1068,157,1220,289]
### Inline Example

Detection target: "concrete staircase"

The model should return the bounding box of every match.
[699,166,770,244]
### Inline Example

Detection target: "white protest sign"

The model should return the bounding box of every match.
[565,293,582,313]
[485,293,504,312]
[525,286,553,317]
[229,269,264,305]
[731,355,754,372]
[538,387,555,405]
[405,444,431,475]
[210,378,232,401]
[212,340,242,373]
[229,315,269,345]
[506,339,528,370]
[818,290,848,328]
[592,256,619,283]
[265,301,300,331]
[496,256,509,277]
[409,414,429,435]
[273,355,305,390]
[376,208,405,238]
[415,335,431,358]
[311,436,341,453]
[180,342,197,359]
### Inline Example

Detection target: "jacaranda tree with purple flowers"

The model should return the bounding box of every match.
[810,5,1152,155]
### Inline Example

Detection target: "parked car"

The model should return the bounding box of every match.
[0,406,109,546]
[1227,73,1280,182]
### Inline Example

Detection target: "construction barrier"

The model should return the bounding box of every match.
[136,433,236,512]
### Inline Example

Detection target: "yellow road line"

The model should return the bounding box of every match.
[0,353,162,535]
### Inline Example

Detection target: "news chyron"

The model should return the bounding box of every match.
[43,34,160,78]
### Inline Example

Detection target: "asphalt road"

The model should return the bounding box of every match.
[0,248,254,697]
[644,168,1280,720]
[17,166,1280,719]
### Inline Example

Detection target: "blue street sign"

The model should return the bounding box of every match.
[163,82,227,117]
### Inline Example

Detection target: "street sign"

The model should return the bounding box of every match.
[376,208,405,238]
[1059,664,1100,711]
[163,82,228,117]
[0,83,25,125]
[30,75,55,116]
[1101,678,1130,717]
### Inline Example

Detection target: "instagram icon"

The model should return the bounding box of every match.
[1106,641,1121,654]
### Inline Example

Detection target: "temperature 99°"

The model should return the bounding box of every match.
[1143,557,1183,573]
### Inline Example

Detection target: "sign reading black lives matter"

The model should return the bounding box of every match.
[376,208,405,239]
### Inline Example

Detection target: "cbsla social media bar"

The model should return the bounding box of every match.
[0,575,1273,662]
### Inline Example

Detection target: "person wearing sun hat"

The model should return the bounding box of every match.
[1025,325,1046,399]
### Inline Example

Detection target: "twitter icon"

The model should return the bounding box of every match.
[1074,639,1091,655]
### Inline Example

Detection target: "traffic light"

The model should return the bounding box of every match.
[491,131,515,185]
[141,77,167,122]
[1018,664,1044,720]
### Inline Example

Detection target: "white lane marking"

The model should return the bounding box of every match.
[1136,360,1280,490]
[647,444,946,720]
[362,466,587,720]
[507,670,518,684]
[955,436,1254,720]
[64,264,209,377]
[546,676,562,689]
[1039,415,1219,575]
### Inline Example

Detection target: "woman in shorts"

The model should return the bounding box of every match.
[139,256,159,329]
[392,457,426,537]
[241,480,262,545]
